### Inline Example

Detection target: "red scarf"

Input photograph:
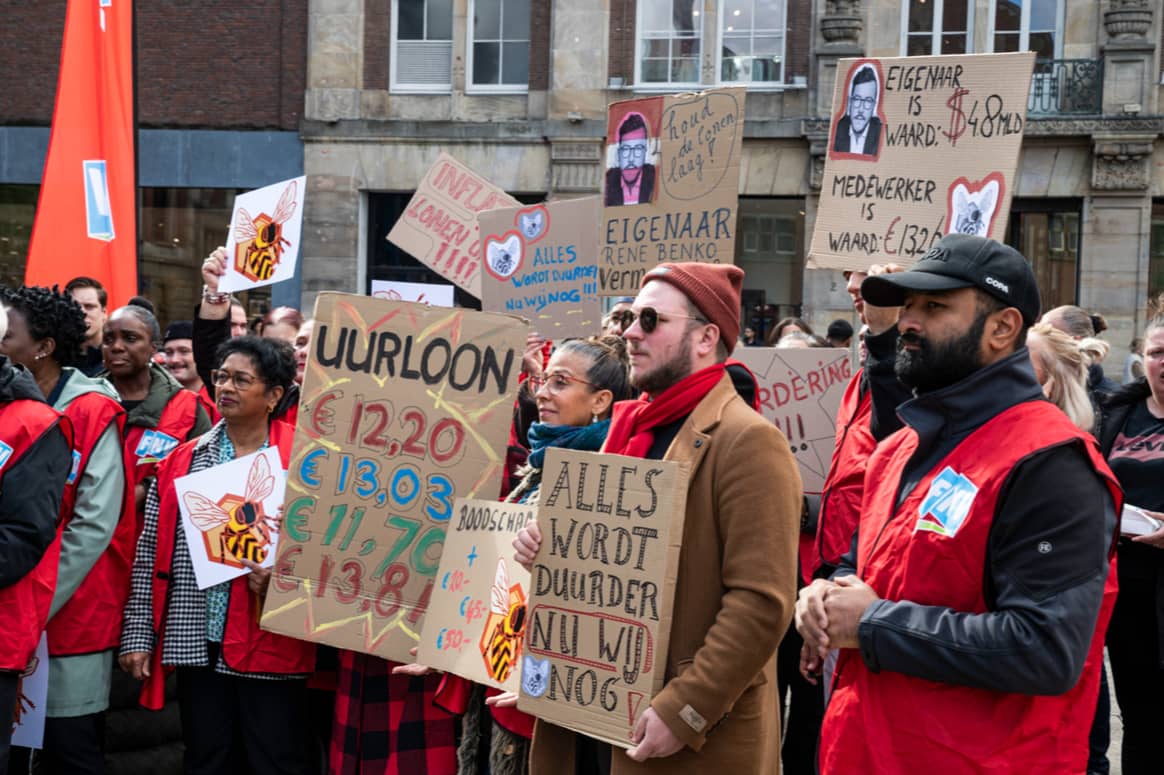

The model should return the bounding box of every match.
[603,364,726,458]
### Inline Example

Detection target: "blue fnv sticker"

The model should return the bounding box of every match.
[67,449,82,485]
[134,430,180,460]
[915,466,979,538]
[83,160,115,241]
[0,441,13,472]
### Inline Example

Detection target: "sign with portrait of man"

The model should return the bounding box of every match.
[831,64,884,159]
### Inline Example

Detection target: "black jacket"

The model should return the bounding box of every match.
[0,356,72,589]
[833,115,882,155]
[604,165,656,206]
[838,350,1117,695]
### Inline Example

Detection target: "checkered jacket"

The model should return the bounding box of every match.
[119,422,295,680]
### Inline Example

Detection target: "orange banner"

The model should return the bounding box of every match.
[25,0,137,306]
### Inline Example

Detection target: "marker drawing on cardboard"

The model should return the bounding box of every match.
[220,176,307,292]
[370,279,455,308]
[175,448,285,590]
[10,635,48,749]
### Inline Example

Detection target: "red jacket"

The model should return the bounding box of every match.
[0,400,72,671]
[810,369,875,579]
[47,391,132,655]
[124,387,201,535]
[140,419,314,709]
[820,401,1121,774]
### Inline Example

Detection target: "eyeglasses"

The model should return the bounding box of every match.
[528,372,595,395]
[210,369,258,391]
[608,309,636,328]
[632,307,708,334]
[618,144,648,161]
[849,95,876,110]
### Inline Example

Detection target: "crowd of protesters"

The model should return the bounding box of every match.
[1,233,1162,775]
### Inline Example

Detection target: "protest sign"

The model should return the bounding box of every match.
[175,448,286,590]
[371,279,455,308]
[478,196,602,338]
[600,87,745,294]
[416,498,534,692]
[808,52,1035,271]
[732,347,851,495]
[516,449,689,748]
[260,293,527,662]
[10,635,48,749]
[387,153,521,297]
[220,176,307,293]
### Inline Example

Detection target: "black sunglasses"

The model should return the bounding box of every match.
[633,307,708,334]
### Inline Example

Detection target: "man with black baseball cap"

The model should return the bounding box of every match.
[796,233,1122,773]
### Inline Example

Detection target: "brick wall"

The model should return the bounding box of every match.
[608,0,636,82]
[365,0,391,91]
[0,0,307,130]
[786,0,811,83]
[529,0,551,90]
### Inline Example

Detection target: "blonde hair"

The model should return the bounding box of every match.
[1028,323,1103,431]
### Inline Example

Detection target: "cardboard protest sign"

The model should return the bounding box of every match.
[371,279,455,308]
[732,347,851,495]
[416,498,534,692]
[478,197,602,338]
[10,635,48,749]
[175,448,286,590]
[387,153,521,297]
[220,176,307,292]
[808,52,1035,271]
[600,87,745,295]
[517,449,689,748]
[260,293,527,662]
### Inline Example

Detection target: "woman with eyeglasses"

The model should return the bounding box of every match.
[120,336,317,774]
[420,335,633,775]
[101,305,212,532]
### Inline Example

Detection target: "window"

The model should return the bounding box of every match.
[1005,199,1080,312]
[991,0,1061,59]
[719,0,785,85]
[637,0,703,87]
[469,0,530,90]
[392,0,454,91]
[903,0,971,56]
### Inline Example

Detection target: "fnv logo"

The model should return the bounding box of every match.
[0,441,13,472]
[915,466,979,538]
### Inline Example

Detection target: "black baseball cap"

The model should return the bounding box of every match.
[860,234,1040,325]
[163,320,194,343]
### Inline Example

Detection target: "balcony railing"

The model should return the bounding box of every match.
[1028,58,1103,116]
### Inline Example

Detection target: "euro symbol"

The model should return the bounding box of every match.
[943,87,970,147]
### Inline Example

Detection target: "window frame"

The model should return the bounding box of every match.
[633,0,706,92]
[466,0,531,94]
[986,0,1064,59]
[716,0,788,89]
[899,0,975,57]
[390,0,455,94]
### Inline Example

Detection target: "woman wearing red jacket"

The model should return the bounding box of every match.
[119,336,315,774]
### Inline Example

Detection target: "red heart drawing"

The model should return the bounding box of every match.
[945,171,1005,240]
[513,204,550,244]
[483,231,524,281]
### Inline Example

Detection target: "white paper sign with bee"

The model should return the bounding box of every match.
[220,175,307,293]
[176,447,287,590]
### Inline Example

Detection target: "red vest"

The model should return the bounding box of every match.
[196,384,219,424]
[140,419,314,709]
[124,387,201,534]
[810,369,876,579]
[47,390,133,655]
[0,400,72,671]
[820,400,1122,775]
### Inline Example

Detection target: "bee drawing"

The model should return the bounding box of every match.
[233,180,298,283]
[479,558,527,684]
[183,454,278,566]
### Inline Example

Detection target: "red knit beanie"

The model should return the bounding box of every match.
[641,262,745,354]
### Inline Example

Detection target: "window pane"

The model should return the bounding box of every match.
[1030,0,1057,31]
[675,37,700,56]
[721,57,744,82]
[641,0,672,31]
[907,33,932,56]
[672,57,699,82]
[724,0,753,32]
[501,41,529,84]
[722,35,752,56]
[943,0,968,32]
[399,0,424,39]
[756,0,785,29]
[995,0,1022,32]
[475,0,501,40]
[428,0,453,40]
[1029,31,1054,59]
[642,59,669,82]
[644,38,670,57]
[754,35,782,57]
[673,0,700,34]
[908,0,933,33]
[752,52,782,82]
[506,0,531,38]
[993,31,1020,52]
[942,33,967,54]
[473,42,500,84]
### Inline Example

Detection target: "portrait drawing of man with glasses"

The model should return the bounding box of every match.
[833,64,882,157]
[605,111,658,206]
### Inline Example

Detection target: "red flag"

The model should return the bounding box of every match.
[25,0,137,306]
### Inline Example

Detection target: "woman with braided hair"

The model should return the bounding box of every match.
[0,285,130,771]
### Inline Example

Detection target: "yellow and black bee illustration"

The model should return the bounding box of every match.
[184,454,278,566]
[480,558,527,683]
[233,180,298,282]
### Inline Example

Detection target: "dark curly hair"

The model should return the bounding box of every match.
[215,335,296,393]
[0,285,88,367]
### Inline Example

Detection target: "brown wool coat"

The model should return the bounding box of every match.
[529,374,803,774]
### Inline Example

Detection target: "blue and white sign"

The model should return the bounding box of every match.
[916,466,979,538]
[82,160,115,241]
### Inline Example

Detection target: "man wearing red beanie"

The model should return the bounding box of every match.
[516,262,803,774]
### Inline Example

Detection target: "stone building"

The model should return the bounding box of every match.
[303,0,1163,370]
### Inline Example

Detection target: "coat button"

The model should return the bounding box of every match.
[694,439,703,448]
